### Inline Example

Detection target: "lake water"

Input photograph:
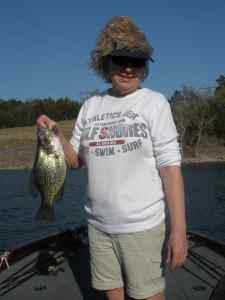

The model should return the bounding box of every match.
[1,163,225,251]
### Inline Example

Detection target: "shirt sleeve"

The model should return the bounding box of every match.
[150,97,181,168]
[70,103,86,154]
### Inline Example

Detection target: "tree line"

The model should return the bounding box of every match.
[0,77,224,156]
[0,96,82,129]
[0,89,101,129]
[170,75,225,156]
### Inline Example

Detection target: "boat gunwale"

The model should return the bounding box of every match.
[1,228,225,272]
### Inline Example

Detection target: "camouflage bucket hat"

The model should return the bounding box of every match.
[90,16,154,80]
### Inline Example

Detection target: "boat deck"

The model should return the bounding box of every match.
[1,229,225,300]
[166,232,225,300]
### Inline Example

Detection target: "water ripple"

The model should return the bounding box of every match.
[1,165,225,249]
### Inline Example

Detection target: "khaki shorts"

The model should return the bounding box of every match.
[88,222,166,299]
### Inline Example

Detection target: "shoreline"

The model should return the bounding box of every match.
[0,121,225,170]
[1,157,225,171]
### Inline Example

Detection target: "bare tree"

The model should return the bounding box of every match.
[171,86,216,157]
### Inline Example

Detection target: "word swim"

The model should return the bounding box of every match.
[83,123,148,141]
[95,147,115,157]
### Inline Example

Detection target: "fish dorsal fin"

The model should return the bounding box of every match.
[29,170,39,198]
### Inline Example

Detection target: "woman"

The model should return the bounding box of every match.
[37,16,187,300]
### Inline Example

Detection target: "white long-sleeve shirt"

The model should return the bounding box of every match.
[70,88,181,233]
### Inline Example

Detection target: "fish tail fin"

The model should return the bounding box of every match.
[35,204,55,222]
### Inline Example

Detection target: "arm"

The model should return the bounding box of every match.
[159,165,188,269]
[149,97,187,269]
[36,115,79,168]
[56,125,79,168]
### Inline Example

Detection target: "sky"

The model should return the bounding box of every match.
[0,0,224,101]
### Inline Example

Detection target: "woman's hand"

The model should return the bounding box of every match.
[167,228,188,270]
[159,165,188,270]
[36,114,57,130]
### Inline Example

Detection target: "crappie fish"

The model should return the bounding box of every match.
[31,127,67,221]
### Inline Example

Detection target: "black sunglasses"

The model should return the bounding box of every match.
[110,56,147,69]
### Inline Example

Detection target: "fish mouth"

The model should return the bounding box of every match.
[38,136,51,148]
[37,128,54,151]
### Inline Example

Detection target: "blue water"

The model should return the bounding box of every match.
[1,163,225,250]
[0,168,87,250]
